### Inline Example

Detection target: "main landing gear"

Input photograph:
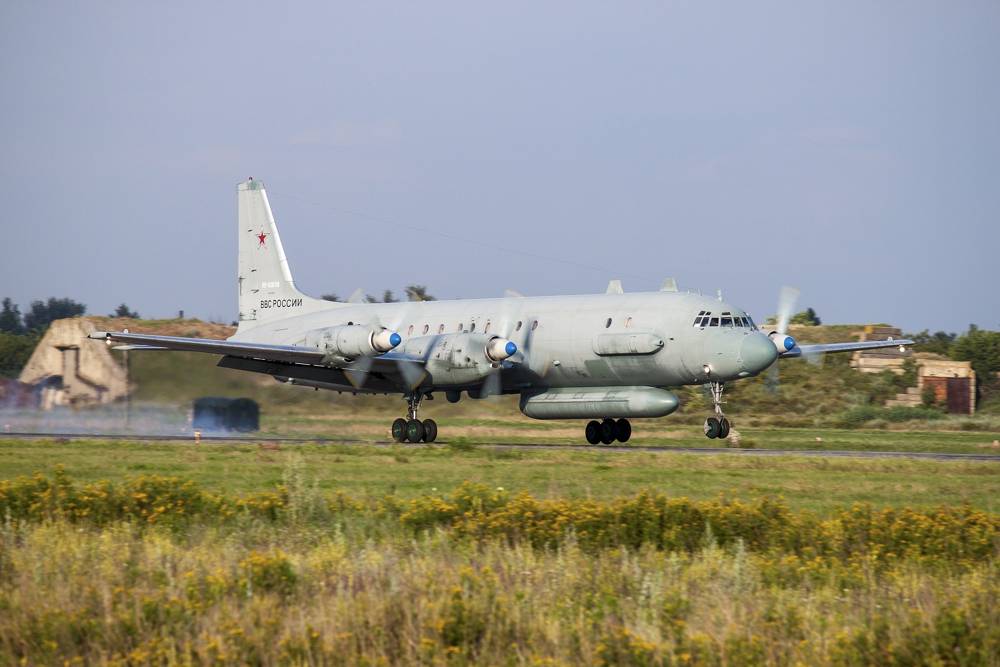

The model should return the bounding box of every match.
[585,418,631,445]
[391,394,438,443]
[703,382,731,440]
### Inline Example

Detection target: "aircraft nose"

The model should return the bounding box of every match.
[740,333,778,374]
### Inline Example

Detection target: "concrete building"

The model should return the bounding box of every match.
[885,357,976,415]
[18,317,129,408]
[850,325,909,374]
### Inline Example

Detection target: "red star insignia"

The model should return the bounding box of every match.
[257,231,268,247]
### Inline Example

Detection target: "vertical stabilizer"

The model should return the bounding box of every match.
[236,179,334,331]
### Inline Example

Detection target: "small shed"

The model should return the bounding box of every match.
[918,359,976,415]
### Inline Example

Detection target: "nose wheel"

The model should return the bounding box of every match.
[585,418,631,445]
[391,394,438,443]
[703,382,732,439]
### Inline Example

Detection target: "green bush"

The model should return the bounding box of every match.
[835,405,944,427]
[0,332,38,378]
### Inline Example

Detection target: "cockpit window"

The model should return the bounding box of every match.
[709,317,719,326]
[693,311,711,327]
[721,313,733,327]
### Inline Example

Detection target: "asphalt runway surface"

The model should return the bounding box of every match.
[3,431,1000,462]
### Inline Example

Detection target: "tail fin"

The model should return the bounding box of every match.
[236,179,335,331]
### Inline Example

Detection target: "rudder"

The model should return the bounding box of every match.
[236,179,334,331]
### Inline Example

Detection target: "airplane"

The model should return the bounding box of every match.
[90,179,914,444]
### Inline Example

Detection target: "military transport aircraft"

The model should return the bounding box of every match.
[91,179,913,444]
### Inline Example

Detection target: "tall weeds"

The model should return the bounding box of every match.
[0,470,997,664]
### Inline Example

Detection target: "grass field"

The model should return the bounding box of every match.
[1,435,998,664]
[257,411,1000,454]
[1,436,998,514]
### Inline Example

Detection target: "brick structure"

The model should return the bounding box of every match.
[885,358,976,415]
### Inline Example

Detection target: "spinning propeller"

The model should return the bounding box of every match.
[765,286,826,393]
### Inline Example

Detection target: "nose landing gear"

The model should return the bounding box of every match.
[703,382,731,439]
[585,418,632,445]
[391,394,438,443]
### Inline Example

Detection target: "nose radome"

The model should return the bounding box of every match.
[740,333,779,374]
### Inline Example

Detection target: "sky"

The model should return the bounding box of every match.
[1,1,997,333]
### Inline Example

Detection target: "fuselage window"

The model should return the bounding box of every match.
[422,324,429,334]
[625,316,633,328]
[531,320,539,331]
[515,320,523,331]
[438,324,445,334]
[710,317,719,327]
[605,318,612,328]
[457,323,463,332]
[484,320,491,333]
[470,322,476,332]
[407,325,414,336]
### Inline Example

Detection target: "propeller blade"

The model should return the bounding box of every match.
[803,348,825,366]
[396,360,427,391]
[343,355,374,389]
[765,363,780,395]
[775,286,800,335]
[481,369,502,398]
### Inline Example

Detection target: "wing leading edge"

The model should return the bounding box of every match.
[781,338,914,358]
[88,331,427,382]
[88,331,327,364]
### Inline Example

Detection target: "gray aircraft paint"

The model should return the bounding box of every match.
[92,180,913,425]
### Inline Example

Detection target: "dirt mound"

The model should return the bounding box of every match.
[86,317,235,340]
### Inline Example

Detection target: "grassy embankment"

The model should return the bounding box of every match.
[0,461,997,665]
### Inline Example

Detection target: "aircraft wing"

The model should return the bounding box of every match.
[88,331,328,365]
[781,338,914,358]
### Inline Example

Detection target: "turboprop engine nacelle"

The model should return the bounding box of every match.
[403,333,517,386]
[768,331,796,354]
[310,325,401,365]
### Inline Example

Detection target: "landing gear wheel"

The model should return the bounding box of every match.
[405,419,425,443]
[718,417,731,439]
[391,418,407,442]
[599,419,616,445]
[614,419,632,443]
[585,420,601,445]
[704,417,721,439]
[422,419,438,443]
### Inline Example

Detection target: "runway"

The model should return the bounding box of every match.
[3,431,999,462]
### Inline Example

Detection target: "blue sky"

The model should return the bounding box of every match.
[1,1,997,332]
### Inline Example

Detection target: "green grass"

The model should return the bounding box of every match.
[2,437,997,514]
[257,411,1000,454]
